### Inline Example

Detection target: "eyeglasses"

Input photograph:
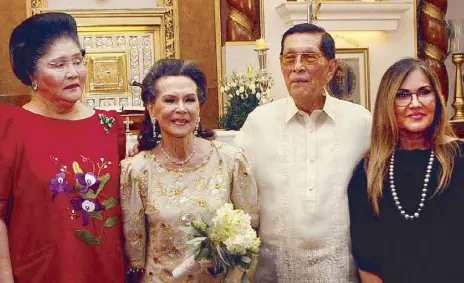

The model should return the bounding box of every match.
[39,56,87,72]
[280,52,324,67]
[394,87,436,107]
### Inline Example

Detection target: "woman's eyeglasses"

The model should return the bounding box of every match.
[39,56,87,71]
[280,52,323,67]
[394,87,436,107]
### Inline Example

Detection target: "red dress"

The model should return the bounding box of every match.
[0,104,126,283]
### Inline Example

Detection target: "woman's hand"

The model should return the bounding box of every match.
[0,220,14,283]
[126,144,139,157]
[223,266,245,283]
[359,269,383,283]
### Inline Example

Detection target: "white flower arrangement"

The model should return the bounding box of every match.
[173,203,260,282]
[219,66,273,130]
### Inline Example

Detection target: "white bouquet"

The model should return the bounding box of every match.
[173,203,260,282]
[218,66,273,130]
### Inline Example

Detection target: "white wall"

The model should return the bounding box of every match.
[223,0,416,110]
[445,0,464,117]
[47,0,157,10]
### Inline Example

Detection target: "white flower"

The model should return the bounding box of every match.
[225,86,230,91]
[249,84,256,90]
[84,173,97,186]
[228,94,233,99]
[209,203,260,255]
[224,229,260,255]
[251,88,256,94]
[82,200,96,212]
[239,86,245,93]
[235,90,240,96]
[256,93,261,100]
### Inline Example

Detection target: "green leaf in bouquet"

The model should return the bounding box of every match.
[241,256,251,264]
[217,243,230,266]
[201,212,214,227]
[195,240,211,261]
[179,226,198,235]
[187,236,207,248]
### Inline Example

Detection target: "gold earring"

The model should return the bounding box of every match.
[194,118,200,136]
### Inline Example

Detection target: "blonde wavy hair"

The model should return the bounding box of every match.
[366,58,459,215]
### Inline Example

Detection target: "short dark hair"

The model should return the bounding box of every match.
[280,23,335,60]
[9,12,82,86]
[138,59,215,151]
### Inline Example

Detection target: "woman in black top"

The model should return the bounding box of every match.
[348,58,463,283]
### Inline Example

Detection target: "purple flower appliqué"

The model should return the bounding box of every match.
[76,172,100,193]
[48,172,73,200]
[71,198,104,226]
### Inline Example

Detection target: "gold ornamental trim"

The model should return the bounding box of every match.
[27,0,48,16]
[423,42,445,61]
[158,0,179,58]
[422,1,445,20]
[229,8,253,32]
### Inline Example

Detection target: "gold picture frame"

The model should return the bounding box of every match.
[85,51,128,95]
[326,47,370,109]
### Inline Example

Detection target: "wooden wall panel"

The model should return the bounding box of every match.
[0,0,29,105]
[178,0,219,129]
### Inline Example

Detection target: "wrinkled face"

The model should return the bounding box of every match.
[280,33,337,101]
[33,37,87,106]
[394,68,436,136]
[148,76,200,138]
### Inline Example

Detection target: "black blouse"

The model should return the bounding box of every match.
[348,142,464,283]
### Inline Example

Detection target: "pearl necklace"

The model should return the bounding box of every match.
[389,150,434,220]
[160,137,197,167]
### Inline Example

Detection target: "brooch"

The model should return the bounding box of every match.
[99,114,115,134]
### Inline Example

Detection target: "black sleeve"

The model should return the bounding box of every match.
[348,159,382,277]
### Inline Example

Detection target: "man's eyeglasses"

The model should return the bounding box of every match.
[280,52,323,67]
[394,86,436,107]
[39,56,87,71]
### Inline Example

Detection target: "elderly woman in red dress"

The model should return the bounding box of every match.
[0,13,126,283]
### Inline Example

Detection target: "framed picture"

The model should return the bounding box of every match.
[326,47,370,109]
[85,51,128,95]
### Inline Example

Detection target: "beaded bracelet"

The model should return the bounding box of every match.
[126,267,145,274]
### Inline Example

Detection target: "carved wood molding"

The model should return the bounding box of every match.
[418,0,449,101]
[158,0,179,58]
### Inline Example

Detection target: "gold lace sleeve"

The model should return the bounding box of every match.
[230,148,260,229]
[120,158,147,269]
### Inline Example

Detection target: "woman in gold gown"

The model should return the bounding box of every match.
[120,59,259,283]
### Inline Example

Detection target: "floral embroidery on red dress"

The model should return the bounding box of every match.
[48,154,119,246]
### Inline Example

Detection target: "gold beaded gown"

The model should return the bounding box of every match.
[120,141,259,283]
